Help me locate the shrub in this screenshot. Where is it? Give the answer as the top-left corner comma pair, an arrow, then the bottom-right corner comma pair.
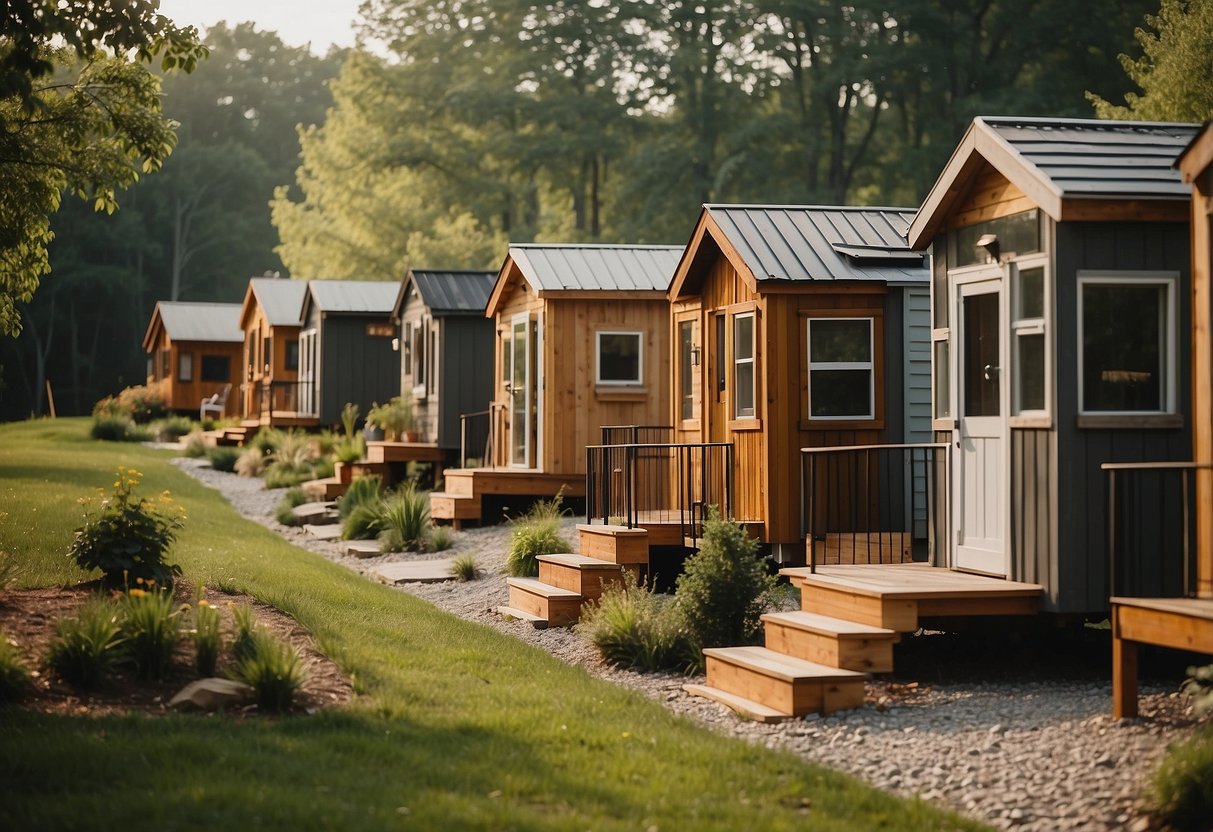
343,503 -> 385,541
338,475 -> 382,519
46,596 -> 125,688
182,431 -> 208,458
207,446 -> 241,472
674,509 -> 776,650
1150,728 -> 1213,831
235,629 -> 307,713
264,429 -> 317,488
91,415 -> 136,442
505,492 -> 571,577
334,435 -> 365,464
311,457 -> 335,480
235,447 -> 268,478
0,630 -> 31,703
230,603 -> 258,663
96,385 -> 167,424
427,525 -> 454,552
450,554 -> 480,582
377,486 -> 430,552
155,415 -> 194,442
340,402 -> 360,438
248,427 -> 286,455
192,597 -> 221,677
68,467 -> 184,588
273,488 -> 310,526
264,465 -> 315,489
92,395 -> 125,419
121,586 -> 182,680
578,573 -> 697,673
310,429 -> 339,458
367,395 -> 416,440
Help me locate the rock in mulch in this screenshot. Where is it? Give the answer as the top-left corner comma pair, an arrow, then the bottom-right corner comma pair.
292,502 -> 338,524
370,559 -> 459,585
343,540 -> 382,559
304,523 -> 342,540
169,678 -> 253,712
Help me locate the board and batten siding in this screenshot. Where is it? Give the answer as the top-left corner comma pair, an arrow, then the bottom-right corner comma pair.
903,286 -> 933,444
314,313 -> 400,426
437,316 -> 494,450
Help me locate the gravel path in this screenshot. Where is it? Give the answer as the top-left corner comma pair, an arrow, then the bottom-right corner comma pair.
173,457 -> 1207,832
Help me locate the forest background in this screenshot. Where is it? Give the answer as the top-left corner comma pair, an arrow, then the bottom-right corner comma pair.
0,0 -> 1192,419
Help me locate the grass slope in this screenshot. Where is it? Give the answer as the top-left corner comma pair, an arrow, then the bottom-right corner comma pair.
0,419 -> 985,831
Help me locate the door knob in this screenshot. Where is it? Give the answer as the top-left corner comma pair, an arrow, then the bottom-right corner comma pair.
983,364 -> 1000,381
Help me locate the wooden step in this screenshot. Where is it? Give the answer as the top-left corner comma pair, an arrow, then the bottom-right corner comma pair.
429,491 -> 481,521
504,578 -> 583,627
576,524 -> 649,565
702,646 -> 866,717
365,440 -> 445,464
350,461 -> 391,480
441,470 -> 478,497
496,605 -> 549,629
681,683 -> 791,723
302,476 -> 345,502
761,611 -> 897,673
537,554 -> 629,602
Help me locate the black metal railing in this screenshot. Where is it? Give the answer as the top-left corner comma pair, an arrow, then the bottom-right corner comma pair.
801,443 -> 949,572
252,380 -> 306,418
586,442 -> 733,549
460,409 -> 493,468
600,425 -> 674,446
1103,461 -> 1205,599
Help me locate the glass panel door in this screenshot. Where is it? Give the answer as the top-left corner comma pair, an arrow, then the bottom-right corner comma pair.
509,316 -> 532,467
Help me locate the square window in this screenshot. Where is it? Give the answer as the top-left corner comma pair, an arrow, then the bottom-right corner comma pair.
177,352 -> 193,383
200,355 -> 230,383
1080,279 -> 1172,413
597,331 -> 642,385
808,318 -> 873,420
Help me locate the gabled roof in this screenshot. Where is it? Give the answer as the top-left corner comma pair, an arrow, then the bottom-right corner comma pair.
142,301 -> 243,351
909,116 -> 1199,249
669,205 -> 926,299
241,277 -> 308,329
393,270 -> 496,318
301,279 -> 401,320
485,244 -> 682,318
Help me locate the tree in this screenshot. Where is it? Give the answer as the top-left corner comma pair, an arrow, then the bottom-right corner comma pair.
1090,0 -> 1213,122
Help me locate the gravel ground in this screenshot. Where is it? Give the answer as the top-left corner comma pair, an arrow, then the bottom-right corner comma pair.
173,456 -> 1208,832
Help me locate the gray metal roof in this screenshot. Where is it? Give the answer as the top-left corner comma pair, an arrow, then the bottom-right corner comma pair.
510,244 -> 683,293
408,270 -> 496,315
155,302 -> 243,343
705,205 -> 927,285
981,117 -> 1199,200
249,277 -> 307,326
305,279 -> 401,314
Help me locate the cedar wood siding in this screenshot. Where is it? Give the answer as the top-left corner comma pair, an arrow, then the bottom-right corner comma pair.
148,333 -> 240,415
306,306 -> 400,426
490,267 -> 544,468
241,304 -> 300,418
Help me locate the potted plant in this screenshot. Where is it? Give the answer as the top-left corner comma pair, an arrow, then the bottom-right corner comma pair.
363,402 -> 385,442
367,395 -> 416,442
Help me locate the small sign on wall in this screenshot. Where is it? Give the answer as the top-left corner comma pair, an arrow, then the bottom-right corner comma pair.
366,323 -> 395,338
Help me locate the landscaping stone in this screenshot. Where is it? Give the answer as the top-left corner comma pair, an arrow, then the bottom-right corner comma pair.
371,559 -> 459,584
304,523 -> 342,541
292,502 -> 338,524
169,678 -> 254,711
344,540 -> 382,559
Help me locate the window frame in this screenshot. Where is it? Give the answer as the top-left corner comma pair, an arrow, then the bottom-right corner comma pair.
177,351 -> 193,383
595,330 -> 644,386
284,340 -> 299,372
806,316 -> 875,421
732,311 -> 756,420
200,355 -> 231,383
1009,255 -> 1050,424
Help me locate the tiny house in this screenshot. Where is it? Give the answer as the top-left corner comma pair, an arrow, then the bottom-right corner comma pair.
238,276 -> 308,423
393,269 -> 496,455
664,205 -> 931,561
908,116 -> 1197,614
142,301 -> 243,417
298,280 -> 401,426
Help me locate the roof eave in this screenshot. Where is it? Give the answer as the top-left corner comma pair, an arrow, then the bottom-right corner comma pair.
1177,121 -> 1213,182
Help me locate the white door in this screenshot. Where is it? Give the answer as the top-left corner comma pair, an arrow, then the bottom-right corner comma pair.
508,315 -> 534,468
955,278 -> 1008,575
298,329 -> 317,417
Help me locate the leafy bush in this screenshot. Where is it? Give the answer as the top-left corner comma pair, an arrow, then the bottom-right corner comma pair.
311,457 -> 335,480
1150,728 -> 1213,831
91,415 -> 137,442
0,630 -> 31,703
338,475 -> 382,519
273,488 -> 310,526
377,486 -> 430,552
673,510 -> 776,650
93,385 -> 168,424
155,415 -> 194,442
235,447 -> 268,477
121,586 -> 182,679
450,554 -> 480,582
207,446 -> 241,472
505,492 -> 571,577
427,525 -> 454,552
47,596 -> 125,688
578,573 -> 697,672
234,629 -> 307,713
366,395 -> 416,440
248,427 -> 286,455
68,467 -> 185,588
182,431 -> 208,458
192,597 -> 221,677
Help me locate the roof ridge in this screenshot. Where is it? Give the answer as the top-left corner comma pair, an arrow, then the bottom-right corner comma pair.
705,203 -> 916,213
978,115 -> 1199,130
510,243 -> 682,250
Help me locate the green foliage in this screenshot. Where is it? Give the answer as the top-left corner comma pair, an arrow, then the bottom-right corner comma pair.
90,415 -> 137,442
234,628 -> 307,713
230,603 -> 258,664
450,554 -> 480,582
1149,728 -> 1213,831
192,597 -> 221,677
505,493 -> 571,577
46,595 -> 125,688
578,573 -> 698,673
674,510 -> 776,650
206,446 -> 240,473
1183,663 -> 1213,715
0,549 -> 17,594
1090,0 -> 1213,122
310,429 -> 340,458
235,446 -> 268,478
155,415 -> 194,441
366,395 -> 417,440
340,403 -> 360,439
274,488 -> 310,527
427,525 -> 454,552
338,475 -> 382,519
182,431 -> 208,458
249,427 -> 286,455
263,429 -> 319,488
377,486 -> 430,553
343,503 -> 385,542
94,385 -> 168,424
120,587 -> 182,679
334,435 -> 365,464
0,630 -> 31,703
67,467 -> 184,588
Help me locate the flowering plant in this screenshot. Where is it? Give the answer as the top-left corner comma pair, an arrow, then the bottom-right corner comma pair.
68,467 -> 185,588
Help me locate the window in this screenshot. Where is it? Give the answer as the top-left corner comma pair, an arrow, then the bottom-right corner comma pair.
715,314 -> 726,396
949,209 -> 1041,268
501,333 -> 511,384
807,318 -> 873,420
160,350 -> 171,379
733,313 -> 755,418
1012,264 -> 1047,415
596,331 -> 643,385
200,355 -> 231,383
414,320 -> 426,386
402,321 -> 413,376
177,352 -> 193,383
679,320 -> 694,420
1079,274 -> 1176,414
284,340 -> 299,371
262,336 -> 272,371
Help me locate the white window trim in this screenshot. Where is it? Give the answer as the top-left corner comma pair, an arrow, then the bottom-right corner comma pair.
1011,256 -> 1051,419
1076,270 -> 1178,416
733,312 -> 756,419
595,330 -> 644,386
806,317 -> 875,421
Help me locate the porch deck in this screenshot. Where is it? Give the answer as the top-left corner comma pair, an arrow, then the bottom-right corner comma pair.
430,468 -> 586,525
1112,596 -> 1213,719
582,510 -> 764,548
256,411 -> 320,428
365,440 -> 445,464
781,563 -> 1044,632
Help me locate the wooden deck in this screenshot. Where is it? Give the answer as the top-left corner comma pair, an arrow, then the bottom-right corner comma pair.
430,468 -> 586,525
582,511 -> 764,548
1112,596 -> 1213,719
365,440 -> 446,464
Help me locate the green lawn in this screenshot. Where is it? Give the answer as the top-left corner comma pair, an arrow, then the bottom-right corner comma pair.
0,418 -> 985,831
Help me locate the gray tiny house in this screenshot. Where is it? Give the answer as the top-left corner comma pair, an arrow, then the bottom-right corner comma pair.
298,280 -> 402,426
909,116 -> 1197,614
393,270 -> 496,452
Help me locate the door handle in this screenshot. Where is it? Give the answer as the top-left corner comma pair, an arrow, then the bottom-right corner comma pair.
983,364 -> 1000,381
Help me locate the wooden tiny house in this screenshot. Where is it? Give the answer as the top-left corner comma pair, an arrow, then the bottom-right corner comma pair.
142,302 -> 243,417
664,205 -> 932,561
238,276 -> 308,424
298,280 -> 402,426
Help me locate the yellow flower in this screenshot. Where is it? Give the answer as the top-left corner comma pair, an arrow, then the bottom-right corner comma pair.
128,588 -> 147,598
135,577 -> 144,585
198,599 -> 210,608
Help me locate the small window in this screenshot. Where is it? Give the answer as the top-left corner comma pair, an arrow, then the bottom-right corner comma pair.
501,334 -> 511,384
262,336 -> 272,371
807,318 -> 874,420
1079,275 -> 1175,414
1012,265 -> 1047,415
715,314 -> 727,396
284,340 -> 299,371
733,313 -> 755,418
178,352 -> 193,382
200,355 -> 231,383
402,322 -> 413,376
415,321 -> 426,386
679,320 -> 694,420
950,210 -> 1041,268
596,331 -> 643,385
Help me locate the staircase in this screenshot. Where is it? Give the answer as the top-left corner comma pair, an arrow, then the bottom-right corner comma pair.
203,419 -> 261,448
686,563 -> 1044,721
498,524 -> 648,628
430,469 -> 586,528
